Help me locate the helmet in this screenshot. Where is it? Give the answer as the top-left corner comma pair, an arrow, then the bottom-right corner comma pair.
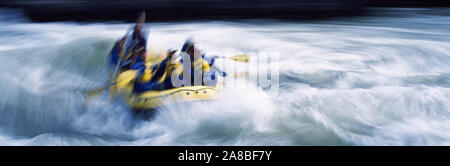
167,48 -> 178,56
181,38 -> 195,53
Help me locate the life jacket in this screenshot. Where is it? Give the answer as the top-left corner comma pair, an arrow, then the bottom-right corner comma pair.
109,42 -> 121,66
177,52 -> 213,86
119,34 -> 147,70
133,50 -> 216,93
133,51 -> 181,92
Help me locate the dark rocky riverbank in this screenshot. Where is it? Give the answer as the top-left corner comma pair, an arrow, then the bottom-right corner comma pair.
0,0 -> 449,22
0,0 -> 367,22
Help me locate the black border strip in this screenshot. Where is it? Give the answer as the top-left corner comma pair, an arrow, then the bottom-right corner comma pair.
1,146 -> 449,164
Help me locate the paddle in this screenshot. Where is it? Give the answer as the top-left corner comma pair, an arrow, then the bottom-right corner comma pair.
210,63 -> 249,78
209,54 -> 249,63
111,28 -> 134,80
86,12 -> 147,99
112,11 -> 146,79
206,54 -> 250,77
85,79 -> 121,99
85,27 -> 135,98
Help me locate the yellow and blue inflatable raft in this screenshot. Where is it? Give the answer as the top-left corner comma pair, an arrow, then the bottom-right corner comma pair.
107,51 -> 219,110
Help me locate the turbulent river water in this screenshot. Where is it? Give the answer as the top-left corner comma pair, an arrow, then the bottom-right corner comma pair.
0,8 -> 450,145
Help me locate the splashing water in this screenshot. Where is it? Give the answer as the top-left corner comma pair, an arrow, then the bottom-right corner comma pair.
0,8 -> 450,145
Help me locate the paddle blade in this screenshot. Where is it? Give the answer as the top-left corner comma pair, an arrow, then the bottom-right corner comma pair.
230,54 -> 249,63
233,72 -> 249,77
85,86 -> 107,99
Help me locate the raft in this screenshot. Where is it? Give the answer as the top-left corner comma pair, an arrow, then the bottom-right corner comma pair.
108,50 -> 219,110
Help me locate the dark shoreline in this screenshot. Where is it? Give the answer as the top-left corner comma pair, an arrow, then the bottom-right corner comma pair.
1,0 -> 450,22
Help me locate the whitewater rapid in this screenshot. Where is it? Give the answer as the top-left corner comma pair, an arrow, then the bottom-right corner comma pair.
0,8 -> 450,145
